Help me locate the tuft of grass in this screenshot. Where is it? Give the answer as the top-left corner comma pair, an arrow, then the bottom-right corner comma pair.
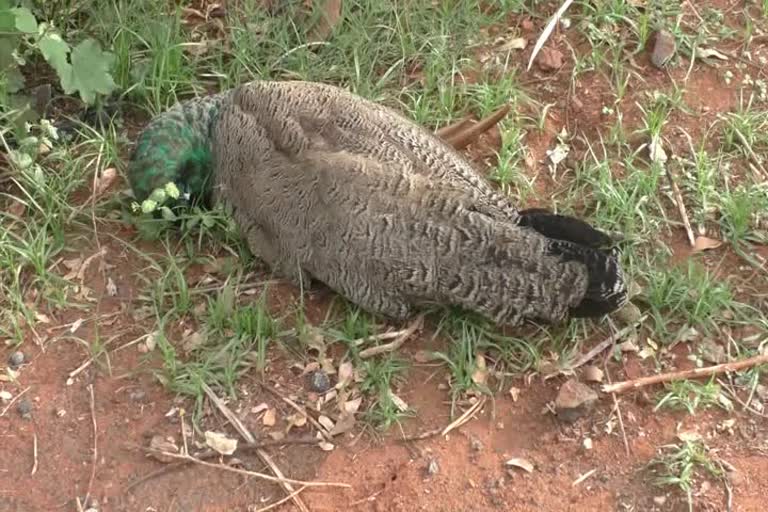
654,378 -> 731,415
649,438 -> 724,511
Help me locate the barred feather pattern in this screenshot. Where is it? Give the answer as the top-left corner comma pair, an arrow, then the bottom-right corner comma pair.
128,80 -> 628,326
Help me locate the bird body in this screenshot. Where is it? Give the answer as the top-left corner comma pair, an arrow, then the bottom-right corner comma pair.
128,80 -> 628,326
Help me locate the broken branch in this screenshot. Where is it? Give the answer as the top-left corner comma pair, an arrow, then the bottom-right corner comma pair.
602,353 -> 768,394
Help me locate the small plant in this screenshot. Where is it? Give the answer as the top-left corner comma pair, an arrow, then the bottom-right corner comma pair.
649,438 -> 724,511
655,378 -> 731,415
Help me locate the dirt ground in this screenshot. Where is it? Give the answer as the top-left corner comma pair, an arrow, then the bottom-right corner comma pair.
2,3 -> 768,512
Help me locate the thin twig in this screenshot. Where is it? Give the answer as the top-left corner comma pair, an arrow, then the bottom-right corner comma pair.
0,386 -> 31,418
84,384 -> 98,506
399,397 -> 486,442
732,127 -> 768,179
202,383 -> 312,512
602,353 -> 768,394
571,468 -> 596,486
252,486 -> 309,512
31,433 -> 38,476
359,315 -> 424,359
665,166 -> 695,247
126,437 -> 321,492
564,316 -> 647,374
135,449 -> 350,488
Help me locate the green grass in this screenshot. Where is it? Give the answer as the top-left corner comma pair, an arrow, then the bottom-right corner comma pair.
1,0 -> 767,444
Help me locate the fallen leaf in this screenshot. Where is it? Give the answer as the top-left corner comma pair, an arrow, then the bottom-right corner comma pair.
336,361 -> 354,389
105,277 -> 118,296
138,332 -> 158,353
318,414 -> 335,432
471,352 -> 488,386
329,412 -> 356,436
618,340 -> 639,353
93,167 -> 117,196
69,317 -> 84,334
648,137 -> 668,163
505,457 -> 534,473
693,236 -> 723,253
342,396 -> 362,415
547,143 -> 570,166
318,441 -> 335,451
696,47 -> 729,61
205,431 -> 238,455
498,37 -> 527,52
583,365 -> 604,383
508,387 -> 521,402
536,47 -> 564,71
389,391 -> 409,412
262,408 -> 277,426
251,402 -> 269,414
677,430 -> 702,443
286,413 -> 308,430
148,435 -> 179,463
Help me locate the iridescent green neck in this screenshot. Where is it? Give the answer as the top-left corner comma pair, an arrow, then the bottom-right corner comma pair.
127,93 -> 227,205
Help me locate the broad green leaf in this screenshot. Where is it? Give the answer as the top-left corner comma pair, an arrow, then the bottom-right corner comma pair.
38,32 -> 71,78
60,38 -> 117,105
11,7 -> 36,33
0,3 -> 15,32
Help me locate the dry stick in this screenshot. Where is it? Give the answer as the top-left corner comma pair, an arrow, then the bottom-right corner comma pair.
31,433 -> 38,476
202,384 -> 312,512
0,386 -> 31,418
435,116 -> 473,139
445,105 -> 511,150
137,449 -> 349,488
252,485 -> 309,512
359,315 -> 424,359
84,384 -> 98,506
602,353 -> 768,394
399,397 -> 486,442
665,166 -> 696,248
126,437 -> 321,492
563,316 -> 648,374
732,128 -> 768,179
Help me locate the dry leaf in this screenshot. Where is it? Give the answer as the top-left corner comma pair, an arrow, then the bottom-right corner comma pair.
583,365 -> 604,383
329,412 -> 356,436
251,403 -> 269,414
471,352 -> 488,386
286,413 -> 308,430
262,408 -> 277,426
389,391 -> 409,412
618,340 -> 639,353
318,441 -> 335,451
696,47 -> 729,61
205,431 -> 238,455
318,414 -> 335,431
105,277 -> 118,296
498,37 -> 527,52
693,236 -> 723,253
336,361 -> 354,389
508,387 -> 520,402
505,457 -> 534,473
93,167 -> 118,196
342,396 -> 362,415
69,317 -> 84,334
148,435 -> 179,463
138,332 -> 158,353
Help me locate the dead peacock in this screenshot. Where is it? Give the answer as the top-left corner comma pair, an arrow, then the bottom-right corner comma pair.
127,80 -> 628,326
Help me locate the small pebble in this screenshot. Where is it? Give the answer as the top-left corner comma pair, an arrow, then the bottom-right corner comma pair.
129,389 -> 147,402
8,351 -> 24,368
17,398 -> 33,418
306,369 -> 331,393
